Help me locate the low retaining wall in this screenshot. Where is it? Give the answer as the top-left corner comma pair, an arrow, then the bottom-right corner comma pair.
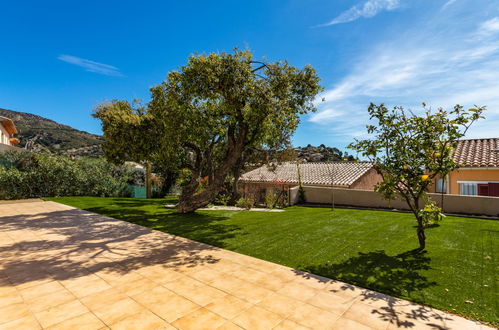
292,186 -> 499,217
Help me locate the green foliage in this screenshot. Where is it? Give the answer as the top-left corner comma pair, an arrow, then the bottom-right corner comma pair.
264,191 -> 278,209
349,103 -> 485,248
93,49 -> 322,212
296,144 -> 355,162
419,201 -> 445,228
235,197 -> 254,210
0,151 -> 141,199
298,185 -> 306,204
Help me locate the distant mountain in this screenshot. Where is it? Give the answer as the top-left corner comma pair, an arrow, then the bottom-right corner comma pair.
0,108 -> 103,156
295,144 -> 356,162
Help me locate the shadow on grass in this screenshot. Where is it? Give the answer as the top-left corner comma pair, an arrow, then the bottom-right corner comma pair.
83,204 -> 243,248
294,249 -> 449,328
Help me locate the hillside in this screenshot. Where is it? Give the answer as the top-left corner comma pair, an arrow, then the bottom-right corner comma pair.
0,108 -> 103,156
295,144 -> 356,162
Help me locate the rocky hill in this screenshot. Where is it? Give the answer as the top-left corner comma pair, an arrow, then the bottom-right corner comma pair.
0,108 -> 103,156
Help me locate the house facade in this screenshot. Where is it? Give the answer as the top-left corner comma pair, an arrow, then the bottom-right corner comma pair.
0,116 -> 19,151
430,138 -> 499,197
239,161 -> 381,203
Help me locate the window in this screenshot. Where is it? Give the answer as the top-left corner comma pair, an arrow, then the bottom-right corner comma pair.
459,183 -> 477,196
436,179 -> 446,193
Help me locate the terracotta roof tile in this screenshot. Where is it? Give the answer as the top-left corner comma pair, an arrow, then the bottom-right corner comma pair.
240,162 -> 374,187
453,138 -> 499,167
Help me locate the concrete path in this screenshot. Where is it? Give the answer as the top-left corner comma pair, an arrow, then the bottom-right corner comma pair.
0,201 -> 492,329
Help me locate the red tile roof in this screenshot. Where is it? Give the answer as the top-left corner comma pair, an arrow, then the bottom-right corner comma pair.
240,162 -> 374,187
453,138 -> 499,168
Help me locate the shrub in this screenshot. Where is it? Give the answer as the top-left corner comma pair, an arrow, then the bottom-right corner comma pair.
0,151 -> 142,199
298,185 -> 306,204
265,191 -> 278,209
419,201 -> 445,228
236,197 -> 254,210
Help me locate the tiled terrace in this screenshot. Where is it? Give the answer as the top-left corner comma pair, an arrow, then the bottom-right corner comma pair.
0,201 -> 492,329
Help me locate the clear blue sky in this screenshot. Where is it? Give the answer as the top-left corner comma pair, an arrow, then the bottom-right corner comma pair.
1,0 -> 498,151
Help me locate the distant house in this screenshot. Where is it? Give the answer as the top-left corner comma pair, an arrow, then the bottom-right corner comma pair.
430,138 -> 499,197
0,116 -> 20,151
239,161 -> 381,202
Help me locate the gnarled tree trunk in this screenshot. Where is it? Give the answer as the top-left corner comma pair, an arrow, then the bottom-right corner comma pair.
177,125 -> 247,213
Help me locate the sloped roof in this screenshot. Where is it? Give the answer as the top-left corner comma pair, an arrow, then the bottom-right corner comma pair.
453,138 -> 499,168
0,116 -> 17,135
240,162 -> 374,187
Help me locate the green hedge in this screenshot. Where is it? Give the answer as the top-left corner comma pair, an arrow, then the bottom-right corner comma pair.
0,151 -> 144,199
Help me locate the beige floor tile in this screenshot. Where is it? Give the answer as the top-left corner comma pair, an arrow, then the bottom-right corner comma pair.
115,277 -> 157,296
189,268 -> 224,285
163,276 -> 205,295
133,286 -> 200,323
92,297 -> 145,326
172,308 -> 227,330
205,295 -> 252,320
59,273 -> 99,289
0,302 -> 31,325
94,268 -> 144,286
253,273 -> 289,291
19,281 -> 66,301
177,284 -> 227,307
46,312 -> 106,330
293,274 -> 332,290
287,303 -> 341,329
209,276 -> 248,294
34,300 -> 89,328
13,277 -> 54,291
231,281 -> 274,304
256,292 -> 304,317
110,310 -> 169,330
273,319 -> 311,330
137,267 -> 184,284
64,277 -> 112,298
216,321 -> 244,330
0,290 -> 23,308
232,305 -> 284,329
342,302 -> 391,330
276,282 -> 320,301
0,315 -> 41,330
326,281 -> 365,300
331,317 -> 373,329
80,288 -> 129,311
0,285 -> 17,297
306,291 -> 356,315
26,289 -> 77,313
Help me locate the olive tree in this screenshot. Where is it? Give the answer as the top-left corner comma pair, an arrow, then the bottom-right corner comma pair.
349,103 -> 485,249
94,49 -> 321,213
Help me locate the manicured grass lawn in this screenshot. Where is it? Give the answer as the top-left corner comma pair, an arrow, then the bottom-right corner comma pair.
46,196 -> 498,325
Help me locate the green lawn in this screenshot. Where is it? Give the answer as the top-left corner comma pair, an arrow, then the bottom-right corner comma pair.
46,196 -> 498,325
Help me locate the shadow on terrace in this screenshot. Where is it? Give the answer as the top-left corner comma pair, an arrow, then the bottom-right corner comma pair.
0,206 -> 237,287
293,249 -> 454,329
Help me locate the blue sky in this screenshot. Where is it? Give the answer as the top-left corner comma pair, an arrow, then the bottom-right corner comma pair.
1,0 -> 498,151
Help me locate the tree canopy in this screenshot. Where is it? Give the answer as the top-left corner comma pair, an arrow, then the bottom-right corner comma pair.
349,103 -> 485,249
94,49 -> 322,212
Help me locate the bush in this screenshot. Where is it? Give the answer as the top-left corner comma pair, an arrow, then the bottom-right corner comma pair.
0,151 -> 143,199
265,191 -> 278,209
419,201 -> 445,228
236,197 -> 254,210
298,185 -> 306,204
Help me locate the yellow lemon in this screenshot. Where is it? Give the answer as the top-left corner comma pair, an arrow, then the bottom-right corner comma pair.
421,174 -> 429,181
